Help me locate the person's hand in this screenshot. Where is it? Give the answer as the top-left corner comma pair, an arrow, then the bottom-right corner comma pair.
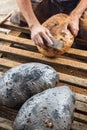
30,24 -> 53,48
61,13 -> 80,37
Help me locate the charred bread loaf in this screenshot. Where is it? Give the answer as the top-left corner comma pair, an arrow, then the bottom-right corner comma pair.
0,63 -> 58,108
13,86 -> 75,130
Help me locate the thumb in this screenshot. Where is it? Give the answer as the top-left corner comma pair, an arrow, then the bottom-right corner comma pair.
61,22 -> 68,36
69,23 -> 79,37
61,16 -> 72,36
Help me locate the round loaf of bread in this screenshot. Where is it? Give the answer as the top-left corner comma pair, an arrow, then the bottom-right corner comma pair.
37,13 -> 74,57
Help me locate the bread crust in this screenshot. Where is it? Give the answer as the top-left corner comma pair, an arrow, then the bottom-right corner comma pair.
37,13 -> 74,57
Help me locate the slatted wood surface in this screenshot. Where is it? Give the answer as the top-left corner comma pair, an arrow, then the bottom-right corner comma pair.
0,16 -> 87,130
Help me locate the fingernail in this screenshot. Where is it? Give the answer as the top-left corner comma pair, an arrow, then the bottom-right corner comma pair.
49,37 -> 54,45
61,29 -> 64,33
50,41 -> 53,45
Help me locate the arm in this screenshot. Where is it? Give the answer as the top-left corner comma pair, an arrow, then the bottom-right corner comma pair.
62,0 -> 87,36
70,0 -> 87,19
16,0 -> 53,47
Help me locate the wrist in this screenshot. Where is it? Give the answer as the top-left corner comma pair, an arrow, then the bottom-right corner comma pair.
70,1 -> 87,19
28,21 -> 40,30
70,10 -> 81,19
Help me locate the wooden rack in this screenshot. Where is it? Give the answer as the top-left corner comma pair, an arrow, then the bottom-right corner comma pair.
0,14 -> 87,130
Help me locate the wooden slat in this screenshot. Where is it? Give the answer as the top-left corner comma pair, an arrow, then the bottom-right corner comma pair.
0,45 -> 87,71
0,117 -> 13,130
0,12 -> 13,25
0,33 -> 34,47
0,30 -> 21,59
75,101 -> 87,113
0,31 -> 21,47
1,20 -> 29,33
0,33 -> 87,60
66,48 -> 87,59
76,93 -> 87,103
0,58 -> 20,68
0,105 -> 17,121
71,121 -> 87,130
64,84 -> 87,95
59,72 -> 87,89
74,112 -> 87,124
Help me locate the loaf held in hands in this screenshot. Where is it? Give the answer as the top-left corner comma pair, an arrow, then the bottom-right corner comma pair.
37,13 -> 74,57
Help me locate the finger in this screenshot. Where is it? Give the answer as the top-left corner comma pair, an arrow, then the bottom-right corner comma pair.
72,29 -> 78,37
69,24 -> 78,37
33,34 -> 45,48
31,34 -> 39,46
41,32 -> 53,46
45,29 -> 53,38
61,16 -> 71,35
32,37 -> 38,46
36,35 -> 45,48
61,22 -> 68,35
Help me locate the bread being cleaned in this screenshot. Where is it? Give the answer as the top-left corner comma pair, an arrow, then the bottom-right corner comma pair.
37,13 -> 74,57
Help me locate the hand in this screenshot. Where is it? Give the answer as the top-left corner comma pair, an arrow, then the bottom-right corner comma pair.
30,24 -> 53,48
61,13 -> 80,37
